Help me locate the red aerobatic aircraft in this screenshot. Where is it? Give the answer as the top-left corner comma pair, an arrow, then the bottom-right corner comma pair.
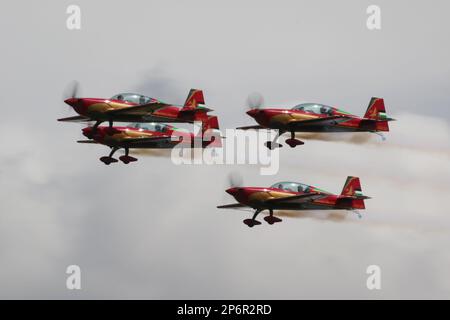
238,96 -> 395,149
59,82 -> 216,131
218,176 -> 370,227
78,118 -> 221,165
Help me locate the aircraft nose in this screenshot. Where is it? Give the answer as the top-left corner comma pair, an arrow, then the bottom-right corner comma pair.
246,109 -> 259,117
82,127 -> 93,138
64,97 -> 77,107
247,109 -> 264,118
226,187 -> 239,196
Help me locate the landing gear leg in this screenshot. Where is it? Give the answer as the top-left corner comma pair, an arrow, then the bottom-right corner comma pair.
93,120 -> 102,130
264,208 -> 283,225
87,120 -> 103,138
265,130 -> 283,150
285,131 -> 304,148
243,209 -> 263,227
119,148 -> 138,164
106,120 -> 114,134
100,147 -> 119,165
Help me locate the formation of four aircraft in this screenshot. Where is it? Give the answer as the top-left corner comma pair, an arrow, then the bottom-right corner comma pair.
58,82 -> 394,227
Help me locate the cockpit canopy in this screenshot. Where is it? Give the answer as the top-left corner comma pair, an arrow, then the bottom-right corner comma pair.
127,122 -> 172,133
111,93 -> 156,105
292,103 -> 334,116
271,181 -> 312,193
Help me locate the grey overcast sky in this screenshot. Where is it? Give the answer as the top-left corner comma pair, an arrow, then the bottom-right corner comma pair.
0,0 -> 449,299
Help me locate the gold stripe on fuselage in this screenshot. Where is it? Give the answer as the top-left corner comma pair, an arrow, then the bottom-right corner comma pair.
270,112 -> 317,126
247,190 -> 297,203
87,102 -> 134,117
104,129 -> 155,143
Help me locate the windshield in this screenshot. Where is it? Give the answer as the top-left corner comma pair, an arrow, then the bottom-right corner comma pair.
111,93 -> 155,105
127,122 -> 172,133
292,103 -> 334,115
270,181 -> 312,193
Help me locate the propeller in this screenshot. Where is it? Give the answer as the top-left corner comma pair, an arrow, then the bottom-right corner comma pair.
221,171 -> 244,202
62,80 -> 80,100
228,171 -> 243,188
62,80 -> 81,115
246,92 -> 265,110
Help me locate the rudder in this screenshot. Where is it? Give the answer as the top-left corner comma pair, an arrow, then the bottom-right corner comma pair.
341,176 -> 362,197
364,97 -> 386,120
339,176 -> 369,210
363,97 -> 391,131
184,89 -> 205,108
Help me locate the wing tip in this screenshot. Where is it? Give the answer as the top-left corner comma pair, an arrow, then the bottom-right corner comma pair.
57,115 -> 90,122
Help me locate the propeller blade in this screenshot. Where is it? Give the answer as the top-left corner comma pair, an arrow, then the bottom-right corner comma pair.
228,171 -> 243,188
246,92 -> 265,110
63,80 -> 80,100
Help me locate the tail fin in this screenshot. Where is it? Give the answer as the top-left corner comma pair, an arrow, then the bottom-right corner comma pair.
341,176 -> 362,197
339,176 -> 370,209
364,98 -> 386,120
203,115 -> 220,131
184,89 -> 205,108
192,113 -> 220,132
201,115 -> 222,148
363,97 -> 392,131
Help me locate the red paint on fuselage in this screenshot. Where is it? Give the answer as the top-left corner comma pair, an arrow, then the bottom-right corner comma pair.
83,126 -> 220,149
65,97 -> 209,123
65,98 -> 124,116
247,107 -> 381,131
226,186 -> 360,209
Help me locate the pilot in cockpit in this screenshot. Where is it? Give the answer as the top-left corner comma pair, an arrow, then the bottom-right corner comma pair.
320,106 -> 333,115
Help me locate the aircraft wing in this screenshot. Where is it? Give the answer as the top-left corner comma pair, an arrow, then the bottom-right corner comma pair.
236,125 -> 266,130
264,193 -> 326,205
120,135 -> 175,145
288,115 -> 352,128
77,140 -> 99,144
105,102 -> 169,116
58,115 -> 91,122
217,203 -> 248,209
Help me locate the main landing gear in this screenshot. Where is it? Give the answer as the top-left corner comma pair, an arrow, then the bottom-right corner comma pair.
92,120 -> 113,129
243,209 -> 282,228
264,131 -> 283,150
264,131 -> 304,150
100,147 -> 138,165
264,209 -> 283,225
285,131 -> 304,148
89,120 -> 114,136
